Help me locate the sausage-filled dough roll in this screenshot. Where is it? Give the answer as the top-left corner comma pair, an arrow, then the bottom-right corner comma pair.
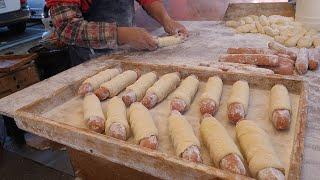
83,93 -> 106,133
270,84 -> 291,130
236,120 -> 285,179
95,70 -> 138,100
199,76 -> 223,116
105,96 -> 130,140
128,102 -> 159,149
78,68 -> 122,96
200,115 -> 247,175
168,110 -> 201,163
156,35 -> 184,47
142,72 -> 180,109
122,72 -> 157,106
170,75 -> 199,113
227,80 -> 250,123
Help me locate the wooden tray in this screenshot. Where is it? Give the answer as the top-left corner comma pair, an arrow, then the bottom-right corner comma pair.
14,60 -> 308,179
0,53 -> 38,73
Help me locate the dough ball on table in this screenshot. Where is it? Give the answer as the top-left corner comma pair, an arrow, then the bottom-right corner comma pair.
122,71 -> 157,106
255,21 -> 265,34
236,120 -> 285,179
128,102 -> 158,149
168,110 -> 202,163
274,35 -> 289,45
78,68 -> 122,97
285,30 -> 306,47
242,16 -> 254,24
170,75 -> 199,113
313,36 -> 320,48
83,93 -> 106,133
297,35 -> 313,48
199,76 -> 223,116
95,70 -> 138,101
227,80 -> 250,124
142,72 -> 180,109
263,26 -> 280,37
200,115 -> 247,175
269,84 -> 291,130
105,96 -> 130,141
259,15 -> 270,26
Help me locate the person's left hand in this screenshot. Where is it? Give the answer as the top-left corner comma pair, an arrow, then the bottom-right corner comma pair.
163,18 -> 188,36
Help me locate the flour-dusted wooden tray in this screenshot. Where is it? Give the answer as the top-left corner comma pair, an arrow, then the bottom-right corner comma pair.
14,60 -> 307,179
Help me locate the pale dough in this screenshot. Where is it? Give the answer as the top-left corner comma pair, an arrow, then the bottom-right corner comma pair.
128,102 -> 158,144
241,16 -> 254,24
83,93 -> 105,121
170,75 -> 199,107
199,76 -> 223,106
105,96 -> 130,137
285,31 -> 305,47
156,36 -> 184,47
297,35 -> 313,48
146,72 -> 180,102
83,68 -> 121,90
263,26 -> 280,37
255,21 -> 265,34
200,116 -> 243,167
274,35 -> 289,45
269,84 -> 291,116
168,111 -> 200,156
236,120 -> 285,177
125,72 -> 157,101
100,70 -> 138,97
226,20 -> 241,28
259,15 -> 270,26
236,24 -> 253,33
313,36 -> 320,47
227,80 -> 250,113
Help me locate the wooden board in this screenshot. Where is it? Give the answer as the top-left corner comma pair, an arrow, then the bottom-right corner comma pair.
14,60 -> 307,179
224,2 -> 295,21
0,54 -> 38,73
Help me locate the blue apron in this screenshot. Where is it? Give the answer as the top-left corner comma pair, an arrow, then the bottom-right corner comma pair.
69,0 -> 134,66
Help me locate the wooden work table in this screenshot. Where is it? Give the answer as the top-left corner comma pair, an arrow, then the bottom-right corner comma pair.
0,21 -> 319,179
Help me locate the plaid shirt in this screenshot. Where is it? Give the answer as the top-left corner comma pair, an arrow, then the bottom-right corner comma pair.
47,0 -> 158,49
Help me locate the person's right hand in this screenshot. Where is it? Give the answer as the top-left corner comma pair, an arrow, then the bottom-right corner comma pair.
117,27 -> 157,51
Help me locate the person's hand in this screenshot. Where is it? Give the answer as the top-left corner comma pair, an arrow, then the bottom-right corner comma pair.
117,27 -> 157,51
163,18 -> 188,36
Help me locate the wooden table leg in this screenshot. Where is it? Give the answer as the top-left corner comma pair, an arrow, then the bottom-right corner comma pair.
67,147 -> 158,180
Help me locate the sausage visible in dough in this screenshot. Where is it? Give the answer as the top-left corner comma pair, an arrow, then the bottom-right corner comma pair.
83,93 -> 105,133
236,120 -> 285,178
199,76 -> 223,115
142,72 -> 180,109
168,110 -> 201,162
170,75 -> 199,112
95,70 -> 138,100
122,72 -> 157,106
105,96 -> 129,140
200,116 -> 246,175
128,102 -> 158,148
227,80 -> 250,123
78,68 -> 121,96
270,84 -> 291,130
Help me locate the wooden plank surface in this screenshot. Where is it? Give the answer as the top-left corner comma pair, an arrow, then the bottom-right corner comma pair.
0,21 -> 318,179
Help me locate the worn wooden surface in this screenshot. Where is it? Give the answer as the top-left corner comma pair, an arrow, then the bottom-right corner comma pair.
0,21 -> 318,179
0,53 -> 38,73
14,61 -> 306,179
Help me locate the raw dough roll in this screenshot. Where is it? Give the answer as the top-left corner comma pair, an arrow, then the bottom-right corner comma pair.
200,116 -> 243,167
125,72 -> 157,101
100,70 -> 138,97
200,76 -> 223,106
236,120 -> 285,178
128,102 -> 158,144
269,84 -> 291,130
105,96 -> 130,138
78,68 -> 121,96
146,72 -> 180,102
170,75 -> 199,108
199,76 -> 223,115
83,93 -> 105,133
168,111 -> 200,157
156,35 -> 184,47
